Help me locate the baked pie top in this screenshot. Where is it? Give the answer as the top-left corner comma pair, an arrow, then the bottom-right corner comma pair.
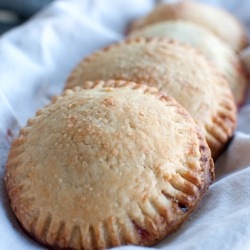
5,81 -> 214,249
129,20 -> 248,106
66,38 -> 237,159
129,0 -> 248,52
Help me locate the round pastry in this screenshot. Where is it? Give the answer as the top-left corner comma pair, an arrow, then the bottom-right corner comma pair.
5,81 -> 214,250
129,20 -> 248,106
129,0 -> 249,52
66,38 -> 237,159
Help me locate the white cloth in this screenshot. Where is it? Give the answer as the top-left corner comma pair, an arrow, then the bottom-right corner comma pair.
0,0 -> 250,249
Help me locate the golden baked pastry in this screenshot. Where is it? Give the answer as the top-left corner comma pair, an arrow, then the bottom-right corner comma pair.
129,20 -> 248,106
5,81 -> 214,250
129,0 -> 249,52
66,38 -> 237,159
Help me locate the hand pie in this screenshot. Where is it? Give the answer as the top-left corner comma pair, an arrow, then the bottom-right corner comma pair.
129,20 -> 248,106
66,38 -> 237,159
5,81 -> 214,249
129,0 -> 248,52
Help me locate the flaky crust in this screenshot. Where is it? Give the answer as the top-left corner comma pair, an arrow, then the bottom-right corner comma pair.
129,20 -> 249,106
65,38 -> 237,159
5,81 -> 214,250
128,0 -> 249,52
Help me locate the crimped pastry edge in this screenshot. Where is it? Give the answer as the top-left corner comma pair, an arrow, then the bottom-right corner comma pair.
5,81 -> 214,249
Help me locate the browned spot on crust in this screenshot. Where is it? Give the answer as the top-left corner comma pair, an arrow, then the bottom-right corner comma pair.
102,97 -> 116,107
